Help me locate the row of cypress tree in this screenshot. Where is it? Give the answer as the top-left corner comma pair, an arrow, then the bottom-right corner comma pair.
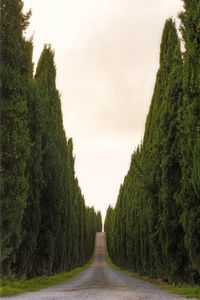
0,0 -> 102,279
105,0 -> 200,285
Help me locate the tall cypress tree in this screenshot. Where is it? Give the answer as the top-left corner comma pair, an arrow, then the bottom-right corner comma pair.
15,79 -> 43,278
33,45 -> 65,276
158,24 -> 187,283
142,19 -> 182,279
178,0 -> 200,278
0,0 -> 31,275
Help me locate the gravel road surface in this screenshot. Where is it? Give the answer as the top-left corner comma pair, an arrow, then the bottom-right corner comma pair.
3,232 -> 196,300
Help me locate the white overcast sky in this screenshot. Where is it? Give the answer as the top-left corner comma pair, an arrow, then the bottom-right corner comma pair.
23,0 -> 183,222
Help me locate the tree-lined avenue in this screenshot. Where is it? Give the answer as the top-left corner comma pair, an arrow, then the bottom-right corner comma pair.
3,233 -> 192,300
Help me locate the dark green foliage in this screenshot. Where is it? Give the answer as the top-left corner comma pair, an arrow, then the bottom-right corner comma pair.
32,45 -> 65,276
0,0 -> 31,275
105,11 -> 200,285
1,0 -> 98,279
104,206 -> 115,257
96,211 -> 102,232
85,207 -> 97,259
14,79 -> 43,278
178,0 -> 200,277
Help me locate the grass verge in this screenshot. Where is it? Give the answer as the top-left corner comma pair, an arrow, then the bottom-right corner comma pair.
0,257 -> 93,297
106,252 -> 200,299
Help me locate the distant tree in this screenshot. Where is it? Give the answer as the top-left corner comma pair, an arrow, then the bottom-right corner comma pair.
104,206 -> 115,260
96,211 -> 102,232
85,207 -> 97,260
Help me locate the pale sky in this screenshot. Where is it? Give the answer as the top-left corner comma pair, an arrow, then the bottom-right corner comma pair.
23,0 -> 183,223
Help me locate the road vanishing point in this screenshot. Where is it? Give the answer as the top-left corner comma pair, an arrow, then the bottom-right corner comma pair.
4,233 -> 195,300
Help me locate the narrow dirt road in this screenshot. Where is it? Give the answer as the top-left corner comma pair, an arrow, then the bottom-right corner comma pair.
3,233 -> 195,300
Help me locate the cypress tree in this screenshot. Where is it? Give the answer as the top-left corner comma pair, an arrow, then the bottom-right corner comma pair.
0,0 -> 31,275
114,182 -> 128,268
64,138 -> 76,270
33,45 -> 65,276
75,181 -> 87,266
85,207 -> 97,260
124,154 -> 139,272
158,24 -> 187,283
15,79 -> 43,278
104,205 -> 115,259
178,0 -> 200,278
96,211 -> 102,232
141,19 -> 183,279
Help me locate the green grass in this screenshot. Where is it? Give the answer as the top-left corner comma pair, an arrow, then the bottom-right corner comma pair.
106,252 -> 200,299
160,284 -> 200,299
0,257 -> 93,297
